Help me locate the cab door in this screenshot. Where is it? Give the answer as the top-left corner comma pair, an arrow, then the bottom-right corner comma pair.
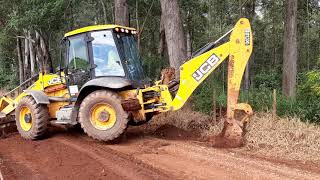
66,34 -> 92,94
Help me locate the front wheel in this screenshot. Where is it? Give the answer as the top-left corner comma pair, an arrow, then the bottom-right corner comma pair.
15,96 -> 49,140
79,90 -> 128,141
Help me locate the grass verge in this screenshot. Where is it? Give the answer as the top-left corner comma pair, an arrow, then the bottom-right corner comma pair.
151,109 -> 320,162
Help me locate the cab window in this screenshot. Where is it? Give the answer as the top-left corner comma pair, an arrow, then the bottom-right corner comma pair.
68,36 -> 90,71
91,30 -> 125,77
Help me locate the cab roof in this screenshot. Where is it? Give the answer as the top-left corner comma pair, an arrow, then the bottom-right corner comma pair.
64,24 -> 136,37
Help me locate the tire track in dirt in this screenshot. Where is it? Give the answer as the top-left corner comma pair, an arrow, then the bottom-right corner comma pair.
58,132 -> 320,180
0,134 -> 126,180
1,128 -> 320,180
54,136 -> 171,180
54,134 -> 236,179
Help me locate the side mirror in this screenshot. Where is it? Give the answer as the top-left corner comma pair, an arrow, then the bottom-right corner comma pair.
88,64 -> 97,71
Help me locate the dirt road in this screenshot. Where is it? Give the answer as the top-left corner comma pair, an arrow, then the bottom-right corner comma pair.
0,125 -> 319,180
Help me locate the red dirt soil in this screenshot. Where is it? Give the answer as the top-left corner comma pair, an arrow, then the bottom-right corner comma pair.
1,125 -> 320,180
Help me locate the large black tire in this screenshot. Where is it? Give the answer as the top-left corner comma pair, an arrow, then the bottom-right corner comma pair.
15,96 -> 49,140
79,90 -> 128,141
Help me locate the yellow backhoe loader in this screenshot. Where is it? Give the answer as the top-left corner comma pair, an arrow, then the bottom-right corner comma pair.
0,18 -> 253,145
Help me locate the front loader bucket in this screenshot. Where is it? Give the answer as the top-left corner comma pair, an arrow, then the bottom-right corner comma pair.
0,96 -> 16,137
0,96 -> 16,117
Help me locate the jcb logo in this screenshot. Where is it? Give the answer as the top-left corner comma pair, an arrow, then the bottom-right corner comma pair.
245,29 -> 250,46
48,77 -> 62,85
192,54 -> 220,82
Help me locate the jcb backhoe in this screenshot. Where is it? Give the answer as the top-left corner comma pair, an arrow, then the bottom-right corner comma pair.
0,18 -> 253,145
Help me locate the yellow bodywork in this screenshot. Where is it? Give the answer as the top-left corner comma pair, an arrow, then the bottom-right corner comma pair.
170,42 -> 230,110
0,73 -> 67,118
0,96 -> 15,115
46,87 -> 70,118
171,18 -> 252,111
64,24 -> 136,37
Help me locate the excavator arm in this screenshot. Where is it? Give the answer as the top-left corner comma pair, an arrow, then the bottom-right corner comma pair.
171,18 -> 253,112
168,18 -> 253,145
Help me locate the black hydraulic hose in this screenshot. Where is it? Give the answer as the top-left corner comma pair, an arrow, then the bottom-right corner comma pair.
191,28 -> 234,58
192,42 -> 216,58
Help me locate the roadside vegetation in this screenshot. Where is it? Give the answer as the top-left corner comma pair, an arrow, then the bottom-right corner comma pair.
152,109 -> 320,162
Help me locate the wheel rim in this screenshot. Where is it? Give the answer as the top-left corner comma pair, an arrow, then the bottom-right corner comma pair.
90,103 -> 117,130
19,106 -> 32,131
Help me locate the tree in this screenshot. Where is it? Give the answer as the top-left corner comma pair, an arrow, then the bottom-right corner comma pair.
16,38 -> 24,84
181,0 -> 208,58
114,0 -> 129,26
158,13 -> 166,57
160,0 -> 186,78
282,0 -> 298,97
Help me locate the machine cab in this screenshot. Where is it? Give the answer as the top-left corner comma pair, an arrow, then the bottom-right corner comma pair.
62,25 -> 145,90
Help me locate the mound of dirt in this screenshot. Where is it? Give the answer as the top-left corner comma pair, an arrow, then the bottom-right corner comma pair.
152,124 -> 200,140
203,135 -> 244,148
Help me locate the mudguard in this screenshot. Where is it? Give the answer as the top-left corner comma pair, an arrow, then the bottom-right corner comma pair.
24,90 -> 50,104
80,77 -> 132,91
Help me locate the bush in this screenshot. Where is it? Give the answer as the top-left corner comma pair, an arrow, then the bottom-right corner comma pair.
296,70 -> 320,122
255,70 -> 281,90
0,72 -> 19,91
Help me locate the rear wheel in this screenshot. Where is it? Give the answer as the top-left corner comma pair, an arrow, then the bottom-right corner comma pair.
15,96 -> 49,140
79,90 -> 128,141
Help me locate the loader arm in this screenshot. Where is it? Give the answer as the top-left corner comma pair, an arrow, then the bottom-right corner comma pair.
170,18 -> 253,121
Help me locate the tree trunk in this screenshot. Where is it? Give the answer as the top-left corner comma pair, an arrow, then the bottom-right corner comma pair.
160,0 -> 187,78
100,0 -> 107,24
28,30 -> 36,76
186,31 -> 192,58
135,0 -> 140,50
46,32 -> 53,72
16,38 -> 24,84
158,13 -> 166,57
244,64 -> 250,91
282,0 -> 298,97
114,0 -> 129,26
35,31 -> 44,73
23,30 -> 30,81
35,30 -> 52,73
